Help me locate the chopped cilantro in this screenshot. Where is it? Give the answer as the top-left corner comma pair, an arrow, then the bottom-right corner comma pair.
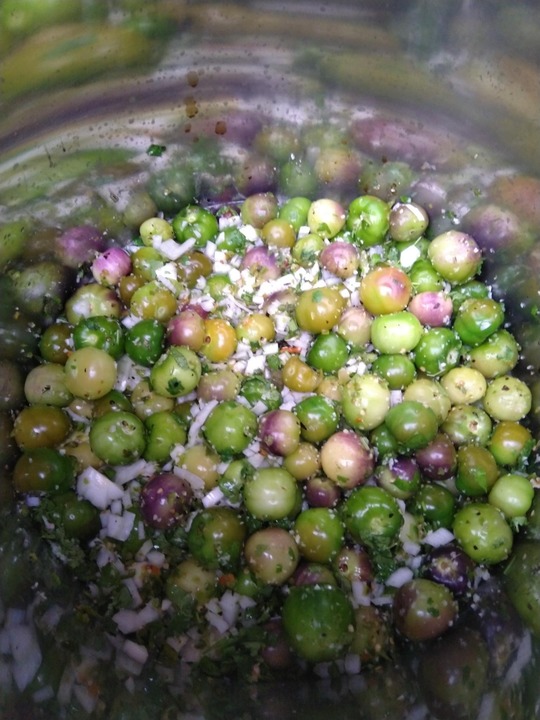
147,144 -> 167,157
266,353 -> 282,370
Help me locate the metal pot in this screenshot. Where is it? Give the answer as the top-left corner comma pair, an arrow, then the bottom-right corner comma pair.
1,2 -> 539,718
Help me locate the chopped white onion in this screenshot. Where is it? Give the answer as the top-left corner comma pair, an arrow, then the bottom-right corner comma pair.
251,400 -> 269,415
122,639 -> 149,666
174,466 -> 205,493
386,567 -> 414,588
145,550 -> 166,568
123,578 -> 143,606
248,453 -> 268,468
155,262 -> 179,293
171,236 -> 197,257
77,467 -> 124,510
180,639 -> 202,663
124,676 -> 136,694
218,214 -> 241,230
476,692 -> 497,720
403,540 -> 422,556
371,591 -> 393,606
73,683 -> 99,714
120,314 -> 139,329
390,390 -> 404,406
95,546 -> 113,569
238,594 -> 257,610
344,653 -> 361,675
25,495 -> 42,508
57,663 -> 76,705
400,243 -> 423,268
114,459 -> 154,485
115,355 -> 146,392
32,685 -> 55,703
205,609 -> 229,635
9,624 -> 42,691
4,607 -> 26,629
39,604 -> 64,632
503,632 -> 532,686
187,400 -> 218,444
262,342 -> 279,355
351,580 -> 370,606
202,487 -> 226,508
423,527 -> 455,547
239,224 -> 259,242
220,591 -> 240,627
135,539 -> 154,560
105,511 -> 136,542
112,604 -> 160,634
245,354 -> 266,375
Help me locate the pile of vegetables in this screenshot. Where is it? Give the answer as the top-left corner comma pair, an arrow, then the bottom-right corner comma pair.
2,180 -> 538,710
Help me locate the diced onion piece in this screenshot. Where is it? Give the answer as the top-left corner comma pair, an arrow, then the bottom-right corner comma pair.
390,390 -> 403,406
344,653 -> 361,675
121,314 -> 139,329
105,511 -> 136,542
403,541 -> 421,556
371,593 -> 393,606
135,539 -> 154,561
155,262 -> 179,292
251,400 -> 268,416
73,684 -> 99,714
9,624 -> 42,691
114,459 -> 154,485
202,487 -> 226,508
122,639 -> 149,666
400,243 -> 423,268
32,684 -> 55,703
424,527 -> 455,547
351,580 -> 370,606
181,639 -> 202,663
145,550 -> 166,567
262,342 -> 279,355
504,632 -> 532,686
245,355 -> 266,375
25,496 -> 41,508
239,224 -> 258,242
77,467 -> 124,510
39,604 -> 64,632
386,567 -> 414,588
169,238 -> 197,260
112,604 -> 160,634
205,609 -> 229,635
238,594 -> 256,610
220,591 -> 240,627
110,500 -> 122,515
188,400 -> 218,445
477,693 -> 497,720
5,608 -> 25,628
115,355 -> 146,392
57,664 -> 76,705
174,467 -> 205,493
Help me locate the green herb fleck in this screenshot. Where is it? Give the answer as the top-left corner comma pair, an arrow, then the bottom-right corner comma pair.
147,144 -> 167,157
266,354 -> 282,371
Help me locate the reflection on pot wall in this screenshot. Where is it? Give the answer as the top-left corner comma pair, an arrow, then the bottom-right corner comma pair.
1,2 -> 540,720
